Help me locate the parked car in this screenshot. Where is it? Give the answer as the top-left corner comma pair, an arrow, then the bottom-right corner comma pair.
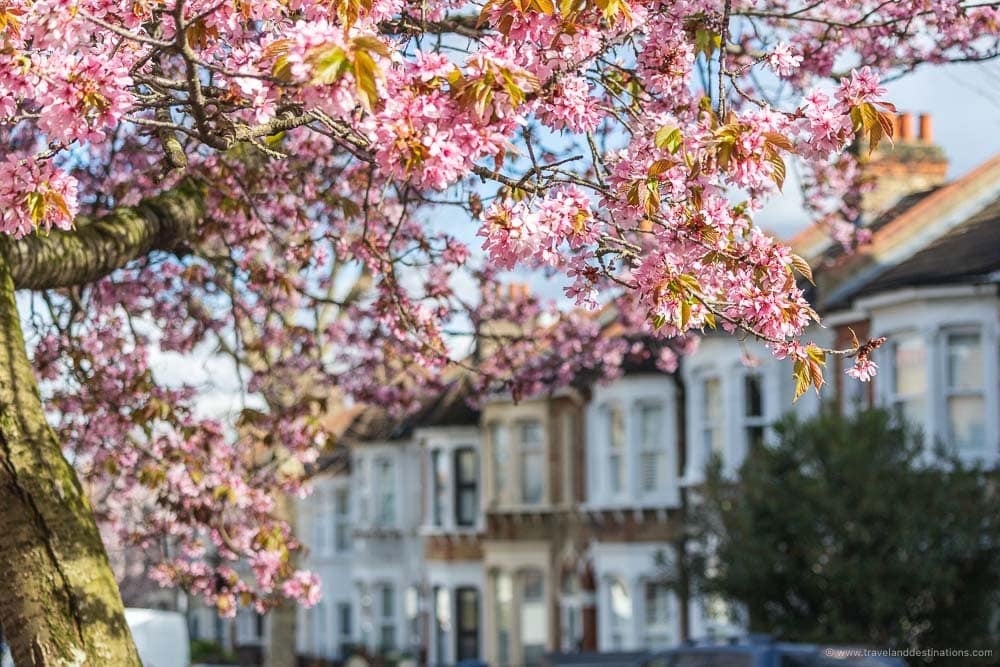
639,636 -> 907,667
545,651 -> 648,667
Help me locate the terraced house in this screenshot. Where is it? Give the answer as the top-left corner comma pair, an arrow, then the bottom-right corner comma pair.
288,124 -> 1000,666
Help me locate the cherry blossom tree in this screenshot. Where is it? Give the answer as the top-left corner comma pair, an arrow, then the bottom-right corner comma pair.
0,0 -> 997,663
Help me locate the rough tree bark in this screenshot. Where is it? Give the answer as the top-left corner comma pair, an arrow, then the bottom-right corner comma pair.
0,183 -> 203,666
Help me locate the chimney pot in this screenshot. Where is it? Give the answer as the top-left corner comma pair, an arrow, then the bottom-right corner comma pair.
899,112 -> 915,142
919,113 -> 933,144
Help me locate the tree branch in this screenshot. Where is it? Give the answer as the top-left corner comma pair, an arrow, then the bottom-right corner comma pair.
3,181 -> 204,291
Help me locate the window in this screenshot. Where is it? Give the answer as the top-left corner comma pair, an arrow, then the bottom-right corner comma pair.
374,457 -> 395,528
608,577 -> 631,650
338,602 -> 352,653
433,587 -> 451,665
312,491 -> 327,554
358,458 -> 370,523
643,582 -> 672,648
313,603 -> 326,656
490,423 -> 509,502
431,449 -> 448,527
377,584 -> 396,652
455,448 -> 478,527
701,378 -> 723,459
743,374 -> 767,450
562,412 -> 576,504
560,570 -> 582,652
889,333 -> 927,428
494,572 -> 513,666
521,571 -> 547,667
406,585 -> 422,648
607,404 -> 626,494
334,487 -> 351,552
519,421 -> 544,504
455,587 -> 480,661
638,403 -> 665,493
945,331 -> 985,453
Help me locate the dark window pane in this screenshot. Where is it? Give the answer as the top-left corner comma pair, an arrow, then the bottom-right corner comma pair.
744,375 -> 763,418
455,587 -> 479,660
454,448 -> 479,526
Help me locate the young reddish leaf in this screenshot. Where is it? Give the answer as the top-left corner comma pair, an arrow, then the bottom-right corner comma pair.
790,253 -> 814,285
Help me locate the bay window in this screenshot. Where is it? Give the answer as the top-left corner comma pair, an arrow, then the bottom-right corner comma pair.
945,330 -> 986,453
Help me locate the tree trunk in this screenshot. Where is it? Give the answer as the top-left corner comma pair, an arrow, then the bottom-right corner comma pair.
0,258 -> 141,666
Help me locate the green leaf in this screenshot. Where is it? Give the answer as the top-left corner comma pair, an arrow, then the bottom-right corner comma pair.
25,191 -> 45,225
308,45 -> 349,85
654,126 -> 683,153
679,299 -> 691,329
353,49 -> 380,112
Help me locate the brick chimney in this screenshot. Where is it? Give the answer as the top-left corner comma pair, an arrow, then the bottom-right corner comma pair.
858,112 -> 948,220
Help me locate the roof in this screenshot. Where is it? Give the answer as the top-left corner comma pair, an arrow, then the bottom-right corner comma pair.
845,194 -> 1000,300
343,374 -> 480,443
811,153 -> 1000,311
